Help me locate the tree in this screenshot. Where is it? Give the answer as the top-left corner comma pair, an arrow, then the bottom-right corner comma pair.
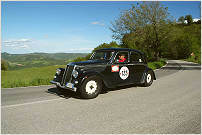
178,16 -> 185,24
1,60 -> 9,71
110,2 -> 172,60
196,19 -> 201,24
185,15 -> 193,24
92,41 -> 120,52
121,32 -> 137,49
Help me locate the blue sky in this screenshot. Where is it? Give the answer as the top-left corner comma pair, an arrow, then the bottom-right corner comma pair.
1,1 -> 201,54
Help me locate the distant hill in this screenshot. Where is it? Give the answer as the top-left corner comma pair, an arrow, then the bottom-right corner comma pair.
1,52 -> 88,70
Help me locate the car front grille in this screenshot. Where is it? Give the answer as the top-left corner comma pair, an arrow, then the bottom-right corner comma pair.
61,65 -> 74,85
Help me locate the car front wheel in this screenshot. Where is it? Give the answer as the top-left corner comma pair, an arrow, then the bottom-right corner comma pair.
79,76 -> 102,99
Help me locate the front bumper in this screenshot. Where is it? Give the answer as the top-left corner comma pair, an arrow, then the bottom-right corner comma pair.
50,80 -> 77,92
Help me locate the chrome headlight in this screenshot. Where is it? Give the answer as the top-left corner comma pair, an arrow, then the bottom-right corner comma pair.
56,68 -> 61,75
72,70 -> 78,78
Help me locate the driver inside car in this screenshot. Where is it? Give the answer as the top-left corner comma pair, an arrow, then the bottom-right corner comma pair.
119,53 -> 126,63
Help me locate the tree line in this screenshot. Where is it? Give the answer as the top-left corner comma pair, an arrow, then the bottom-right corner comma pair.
110,1 -> 200,62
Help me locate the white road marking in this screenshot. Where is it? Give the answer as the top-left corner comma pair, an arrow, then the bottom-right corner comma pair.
2,98 -> 64,109
154,61 -> 168,71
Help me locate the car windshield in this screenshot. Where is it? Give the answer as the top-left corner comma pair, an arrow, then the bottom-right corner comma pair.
90,51 -> 114,60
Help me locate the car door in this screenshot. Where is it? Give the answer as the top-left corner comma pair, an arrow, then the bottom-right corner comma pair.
129,51 -> 146,83
109,51 -> 134,86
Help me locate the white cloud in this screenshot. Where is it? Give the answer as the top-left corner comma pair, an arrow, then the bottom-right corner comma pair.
19,38 -> 31,42
193,18 -> 200,22
91,21 -> 105,26
91,21 -> 99,25
3,39 -> 32,44
18,45 -> 30,49
3,38 -> 32,49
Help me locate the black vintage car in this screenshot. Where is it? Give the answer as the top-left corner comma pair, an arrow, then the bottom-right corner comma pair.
50,48 -> 156,99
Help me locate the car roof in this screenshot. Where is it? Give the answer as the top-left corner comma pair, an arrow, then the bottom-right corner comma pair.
96,48 -> 144,54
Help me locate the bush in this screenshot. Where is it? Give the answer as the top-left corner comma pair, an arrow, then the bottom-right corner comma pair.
72,53 -> 91,62
186,53 -> 201,64
1,60 -> 9,71
148,58 -> 167,70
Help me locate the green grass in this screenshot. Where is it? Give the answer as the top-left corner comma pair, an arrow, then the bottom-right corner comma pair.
2,59 -> 167,88
184,57 -> 201,64
1,65 -> 66,88
148,58 -> 167,70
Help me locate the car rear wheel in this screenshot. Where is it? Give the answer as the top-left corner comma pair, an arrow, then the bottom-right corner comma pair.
143,71 -> 153,87
79,76 -> 102,99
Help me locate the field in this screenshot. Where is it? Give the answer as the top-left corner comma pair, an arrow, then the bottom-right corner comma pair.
2,60 -> 166,88
1,65 -> 66,88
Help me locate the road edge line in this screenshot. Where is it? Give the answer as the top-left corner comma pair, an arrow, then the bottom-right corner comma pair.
2,98 -> 64,109
154,61 -> 168,71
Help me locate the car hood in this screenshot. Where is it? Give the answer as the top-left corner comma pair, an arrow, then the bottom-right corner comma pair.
70,59 -> 109,66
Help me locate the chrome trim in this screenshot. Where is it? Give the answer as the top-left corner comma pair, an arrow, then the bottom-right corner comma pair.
61,65 -> 69,85
72,69 -> 78,78
108,51 -> 115,64
61,64 -> 76,86
50,80 -> 77,92
56,68 -> 61,75
68,65 -> 76,83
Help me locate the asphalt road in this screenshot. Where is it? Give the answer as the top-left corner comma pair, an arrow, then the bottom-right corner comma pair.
1,60 -> 201,134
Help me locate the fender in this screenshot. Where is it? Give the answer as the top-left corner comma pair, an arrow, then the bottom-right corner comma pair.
79,71 -> 109,88
140,68 -> 156,83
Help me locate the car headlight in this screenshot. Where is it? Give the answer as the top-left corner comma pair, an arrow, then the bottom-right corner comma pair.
56,69 -> 61,75
72,70 -> 78,78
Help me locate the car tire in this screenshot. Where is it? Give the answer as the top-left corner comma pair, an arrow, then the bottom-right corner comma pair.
79,76 -> 102,99
143,71 -> 153,87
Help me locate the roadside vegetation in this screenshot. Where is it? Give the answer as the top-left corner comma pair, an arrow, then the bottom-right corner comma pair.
1,65 -> 65,88
184,54 -> 201,64
148,58 -> 167,70
109,2 -> 200,63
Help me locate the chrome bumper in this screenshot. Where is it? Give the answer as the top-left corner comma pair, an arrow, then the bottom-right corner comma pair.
50,80 -> 77,92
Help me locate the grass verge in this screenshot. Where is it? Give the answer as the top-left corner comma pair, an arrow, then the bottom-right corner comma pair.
1,65 -> 65,88
183,57 -> 201,64
148,58 -> 167,70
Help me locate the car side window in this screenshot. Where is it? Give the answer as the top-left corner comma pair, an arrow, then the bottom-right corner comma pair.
114,51 -> 129,64
130,52 -> 143,63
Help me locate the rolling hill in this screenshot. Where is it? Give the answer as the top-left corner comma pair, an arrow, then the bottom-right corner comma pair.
1,52 -> 88,70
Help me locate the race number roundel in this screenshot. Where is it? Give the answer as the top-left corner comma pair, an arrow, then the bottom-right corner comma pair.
119,66 -> 129,80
